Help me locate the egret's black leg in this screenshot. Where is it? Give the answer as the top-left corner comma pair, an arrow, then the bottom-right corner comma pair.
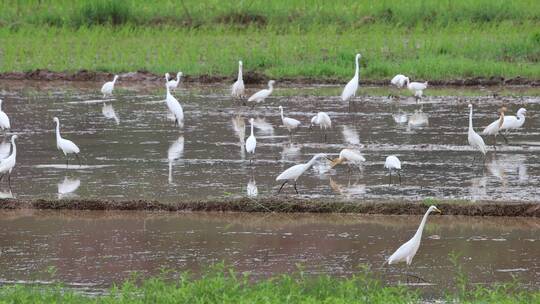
398,172 -> 402,185
0,174 -> 4,182
66,156 -> 69,168
293,182 -> 299,194
472,155 -> 476,166
501,133 -> 509,144
7,173 -> 11,188
75,154 -> 81,167
389,171 -> 392,185
278,181 -> 287,194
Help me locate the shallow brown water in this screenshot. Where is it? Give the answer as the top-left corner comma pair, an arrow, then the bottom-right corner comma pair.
0,210 -> 537,294
0,81 -> 539,202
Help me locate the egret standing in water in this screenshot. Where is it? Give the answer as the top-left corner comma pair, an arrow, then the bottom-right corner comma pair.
0,99 -> 11,132
53,117 -> 81,167
467,104 -> 487,163
386,205 -> 442,281
166,84 -> 184,128
499,107 -> 527,143
341,53 -> 361,111
406,79 -> 428,102
276,153 -> 327,194
310,112 -> 332,141
279,106 -> 301,136
101,75 -> 119,98
0,135 -> 17,187
384,155 -> 402,185
482,107 -> 506,147
330,148 -> 366,173
231,61 -> 245,99
166,72 -> 183,90
245,118 -> 257,163
248,80 -> 275,103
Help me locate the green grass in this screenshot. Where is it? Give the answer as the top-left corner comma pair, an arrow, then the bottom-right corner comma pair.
0,0 -> 539,81
0,264 -> 537,304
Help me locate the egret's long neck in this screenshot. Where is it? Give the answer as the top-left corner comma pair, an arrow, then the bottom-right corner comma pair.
268,82 -> 274,92
469,107 -> 473,130
238,64 -> 243,80
280,108 -> 284,120
250,121 -> 254,136
176,73 -> 181,82
165,74 -> 169,81
354,56 -> 360,78
112,77 -> 118,85
11,139 -> 16,158
498,112 -> 505,128
0,101 -> 3,111
55,122 -> 61,141
306,155 -> 320,168
413,209 -> 432,241
166,86 -> 171,97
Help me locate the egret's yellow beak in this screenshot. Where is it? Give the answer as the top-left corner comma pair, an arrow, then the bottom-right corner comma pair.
434,207 -> 442,213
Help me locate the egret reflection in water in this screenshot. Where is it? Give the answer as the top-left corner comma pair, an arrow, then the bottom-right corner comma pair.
246,178 -> 258,197
167,136 -> 184,184
57,176 -> 81,199
408,109 -> 429,129
341,125 -> 360,146
0,188 -> 13,199
102,103 -> 120,125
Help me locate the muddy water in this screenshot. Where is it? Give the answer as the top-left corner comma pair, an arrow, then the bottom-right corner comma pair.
0,81 -> 539,201
0,210 -> 537,294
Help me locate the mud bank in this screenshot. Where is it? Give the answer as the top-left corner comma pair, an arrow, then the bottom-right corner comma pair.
0,198 -> 538,217
1,69 -> 539,86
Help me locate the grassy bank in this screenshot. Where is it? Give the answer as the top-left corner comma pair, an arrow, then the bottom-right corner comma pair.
1,1 -> 539,81
0,265 -> 537,303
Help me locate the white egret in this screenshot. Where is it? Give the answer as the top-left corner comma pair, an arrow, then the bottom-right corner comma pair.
245,118 -> 257,163
310,112 -> 332,141
482,107 -> 506,146
387,205 -> 441,267
231,61 -> 245,98
101,75 -> 119,98
342,125 -> 360,146
330,148 -> 366,173
248,80 -> 275,103
384,155 -> 402,185
231,115 -> 246,145
391,74 -> 409,88
0,99 -> 11,132
276,153 -> 327,194
53,117 -> 81,167
166,72 -> 183,90
341,53 -> 362,110
499,107 -> 527,143
166,84 -> 184,128
467,104 -> 487,162
0,135 -> 17,187
406,79 -> 428,102
0,139 -> 11,160
407,110 -> 429,128
279,106 -> 301,135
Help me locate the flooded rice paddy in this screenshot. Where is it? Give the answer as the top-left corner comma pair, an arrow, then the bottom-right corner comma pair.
0,81 -> 539,202
0,210 -> 537,294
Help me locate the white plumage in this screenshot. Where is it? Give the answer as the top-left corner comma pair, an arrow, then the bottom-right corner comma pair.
330,148 -> 366,170
0,99 -> 11,131
166,84 -> 184,127
391,74 -> 409,88
467,104 -> 487,157
231,61 -> 245,98
408,110 -> 429,128
101,75 -> 118,98
482,107 -> 506,144
248,80 -> 275,103
276,153 -> 327,194
384,155 -> 402,184
102,103 -> 120,125
167,136 -> 184,184
0,135 -> 17,186
279,106 -> 301,133
245,118 -> 257,155
310,112 -> 332,130
166,72 -> 183,90
53,117 -> 81,166
501,108 -> 527,131
387,205 -> 441,265
406,79 -> 428,100
57,177 -> 81,196
341,53 -> 362,102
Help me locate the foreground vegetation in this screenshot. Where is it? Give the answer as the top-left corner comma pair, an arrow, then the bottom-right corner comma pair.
1,0 -> 539,81
0,265 -> 537,304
